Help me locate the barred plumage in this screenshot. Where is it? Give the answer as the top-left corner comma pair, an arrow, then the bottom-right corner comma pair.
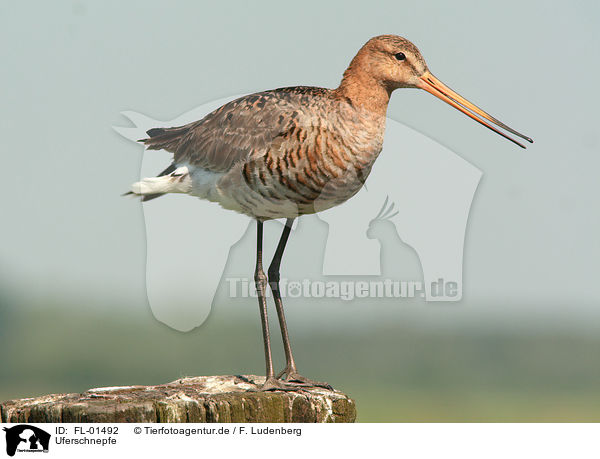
135,84 -> 386,219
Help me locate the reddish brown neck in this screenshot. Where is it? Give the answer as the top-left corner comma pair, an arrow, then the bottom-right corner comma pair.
335,57 -> 391,117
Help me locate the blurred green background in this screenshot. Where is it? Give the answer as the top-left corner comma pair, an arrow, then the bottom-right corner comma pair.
1,1 -> 599,422
2,289 -> 599,422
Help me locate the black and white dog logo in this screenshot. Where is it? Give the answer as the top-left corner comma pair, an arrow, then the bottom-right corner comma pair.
3,425 -> 50,456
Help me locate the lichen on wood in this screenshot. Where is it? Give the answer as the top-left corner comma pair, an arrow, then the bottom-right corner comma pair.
0,375 -> 356,423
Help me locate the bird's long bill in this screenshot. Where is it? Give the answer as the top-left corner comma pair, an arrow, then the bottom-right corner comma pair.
417,71 -> 533,148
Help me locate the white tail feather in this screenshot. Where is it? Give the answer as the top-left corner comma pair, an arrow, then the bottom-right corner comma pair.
130,166 -> 192,196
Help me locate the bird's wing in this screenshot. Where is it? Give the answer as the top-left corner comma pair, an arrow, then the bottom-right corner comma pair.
141,88 -> 329,173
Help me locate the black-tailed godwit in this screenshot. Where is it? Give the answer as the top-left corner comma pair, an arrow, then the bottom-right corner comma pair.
127,35 -> 532,391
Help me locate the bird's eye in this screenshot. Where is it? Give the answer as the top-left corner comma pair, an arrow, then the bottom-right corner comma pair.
394,52 -> 406,61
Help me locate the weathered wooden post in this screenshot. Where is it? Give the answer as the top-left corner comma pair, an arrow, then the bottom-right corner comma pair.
0,375 -> 356,423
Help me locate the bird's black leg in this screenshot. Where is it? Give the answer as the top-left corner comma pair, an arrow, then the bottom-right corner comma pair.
267,218 -> 332,390
254,220 -> 300,392
254,220 -> 276,384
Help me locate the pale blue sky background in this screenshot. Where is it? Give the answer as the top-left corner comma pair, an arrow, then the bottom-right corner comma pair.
1,1 -> 599,328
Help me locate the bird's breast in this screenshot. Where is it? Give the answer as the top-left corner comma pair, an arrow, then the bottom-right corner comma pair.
238,105 -> 385,214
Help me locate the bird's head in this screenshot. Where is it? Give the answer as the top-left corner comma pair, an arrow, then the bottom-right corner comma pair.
355,35 -> 429,90
343,35 -> 533,148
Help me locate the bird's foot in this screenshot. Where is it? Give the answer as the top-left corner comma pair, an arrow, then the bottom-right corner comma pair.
256,377 -> 312,392
244,375 -> 310,392
276,367 -> 333,390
